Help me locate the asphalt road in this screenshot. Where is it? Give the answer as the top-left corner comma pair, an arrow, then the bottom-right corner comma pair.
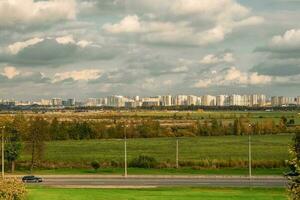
27,176 -> 286,188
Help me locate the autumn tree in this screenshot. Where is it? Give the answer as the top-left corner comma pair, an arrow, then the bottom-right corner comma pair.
26,117 -> 49,172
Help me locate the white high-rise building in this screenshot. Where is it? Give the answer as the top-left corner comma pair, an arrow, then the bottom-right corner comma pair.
161,95 -> 172,106
216,95 -> 226,106
40,99 -> 51,106
229,94 -> 242,106
297,96 -> 300,105
51,98 -> 62,106
250,94 -> 266,107
107,96 -> 127,107
187,95 -> 198,106
174,95 -> 188,106
271,96 -> 279,107
241,95 -> 251,106
141,97 -> 160,107
86,98 -> 97,107
202,95 -> 216,106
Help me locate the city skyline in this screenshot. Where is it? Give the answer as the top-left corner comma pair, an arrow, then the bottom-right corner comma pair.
0,0 -> 300,99
1,93 -> 300,108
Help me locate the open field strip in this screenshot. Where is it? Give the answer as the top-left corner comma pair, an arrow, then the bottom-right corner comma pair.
27,187 -> 287,200
20,135 -> 292,164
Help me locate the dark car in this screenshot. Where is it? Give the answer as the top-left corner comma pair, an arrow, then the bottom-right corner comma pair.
22,176 -> 43,183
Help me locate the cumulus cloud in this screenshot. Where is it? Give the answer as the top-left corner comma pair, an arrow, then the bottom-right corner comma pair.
271,29 -> 300,48
7,38 -> 44,55
1,35 -> 119,66
194,67 -> 272,88
252,29 -> 300,77
1,66 -> 20,79
200,53 -> 235,64
53,69 -> 102,83
102,0 -> 263,46
0,0 -> 77,27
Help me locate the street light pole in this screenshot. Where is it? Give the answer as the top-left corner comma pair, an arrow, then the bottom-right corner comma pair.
176,138 -> 179,169
1,126 -> 5,179
248,124 -> 252,185
124,126 -> 127,178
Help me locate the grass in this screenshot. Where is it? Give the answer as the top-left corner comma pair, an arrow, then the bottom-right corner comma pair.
27,187 -> 287,200
20,134 -> 292,164
16,167 -> 287,176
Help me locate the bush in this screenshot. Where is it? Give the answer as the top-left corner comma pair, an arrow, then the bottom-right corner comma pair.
129,155 -> 158,168
91,160 -> 100,171
0,178 -> 26,200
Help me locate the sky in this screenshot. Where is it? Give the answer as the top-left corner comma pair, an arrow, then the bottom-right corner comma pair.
0,0 -> 300,100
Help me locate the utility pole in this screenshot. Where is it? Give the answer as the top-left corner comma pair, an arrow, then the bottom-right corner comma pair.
1,126 -> 5,179
124,126 -> 127,178
248,124 -> 252,186
176,139 -> 179,169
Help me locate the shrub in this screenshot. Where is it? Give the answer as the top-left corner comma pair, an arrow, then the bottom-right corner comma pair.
129,155 -> 158,168
91,160 -> 100,171
0,178 -> 26,200
286,133 -> 300,200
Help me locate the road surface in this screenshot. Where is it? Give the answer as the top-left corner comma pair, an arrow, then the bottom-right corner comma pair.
22,175 -> 287,188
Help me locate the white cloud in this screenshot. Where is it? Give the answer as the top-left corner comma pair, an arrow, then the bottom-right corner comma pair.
7,37 -> 44,55
194,67 -> 272,88
270,29 -> 300,48
103,0 -> 263,46
171,66 -> 188,73
0,0 -> 77,26
7,35 -> 93,56
1,66 -> 20,79
200,53 -> 235,64
103,15 -> 142,33
53,69 -> 102,83
55,35 -> 75,45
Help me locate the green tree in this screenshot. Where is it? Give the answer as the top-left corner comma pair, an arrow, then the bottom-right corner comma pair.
233,118 -> 241,136
91,160 -> 100,171
26,117 -> 49,172
286,133 -> 300,200
4,115 -> 26,173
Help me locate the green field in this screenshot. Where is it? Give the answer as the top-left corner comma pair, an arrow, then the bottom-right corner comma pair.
19,134 -> 293,172
17,167 -> 286,176
27,187 -> 287,200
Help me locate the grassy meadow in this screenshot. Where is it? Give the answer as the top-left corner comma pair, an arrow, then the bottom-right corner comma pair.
18,134 -> 292,173
27,187 -> 287,200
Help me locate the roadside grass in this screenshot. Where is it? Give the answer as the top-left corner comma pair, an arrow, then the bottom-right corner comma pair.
27,187 -> 287,200
16,167 -> 287,176
20,135 -> 292,165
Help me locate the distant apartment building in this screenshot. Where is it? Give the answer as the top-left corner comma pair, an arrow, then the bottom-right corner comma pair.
216,95 -> 226,106
271,96 -> 279,107
107,96 -> 127,107
161,95 -> 172,106
96,98 -> 107,106
241,95 -> 251,106
278,96 -> 295,106
297,96 -> 300,105
228,94 -> 242,106
141,97 -> 160,107
202,95 -> 216,106
250,94 -> 266,107
40,99 -> 51,106
125,100 -> 142,108
85,98 -> 97,107
187,95 -> 198,106
51,98 -> 63,107
174,95 -> 188,106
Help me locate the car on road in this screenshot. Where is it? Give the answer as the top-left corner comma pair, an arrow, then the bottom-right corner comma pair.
22,176 -> 43,183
